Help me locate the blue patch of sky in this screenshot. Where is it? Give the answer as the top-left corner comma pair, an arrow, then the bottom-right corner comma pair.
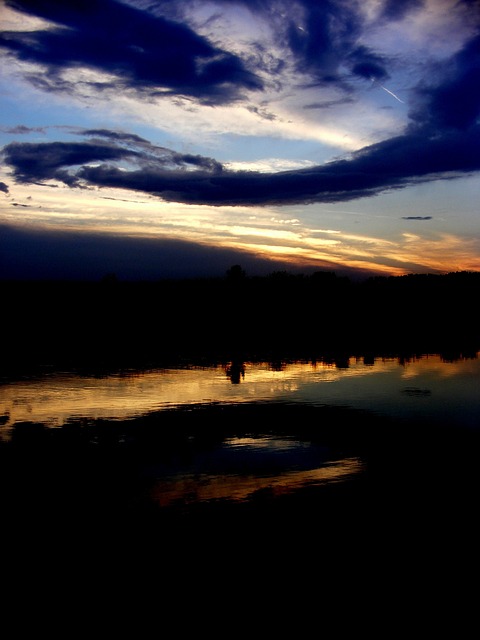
201,134 -> 335,166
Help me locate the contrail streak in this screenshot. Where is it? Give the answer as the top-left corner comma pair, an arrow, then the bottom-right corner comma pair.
371,77 -> 404,103
378,83 -> 404,103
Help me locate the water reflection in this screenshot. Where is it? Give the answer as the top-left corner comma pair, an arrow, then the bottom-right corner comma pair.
1,353 -> 479,438
225,359 -> 246,384
147,433 -> 363,507
1,353 -> 479,526
151,444 -> 363,507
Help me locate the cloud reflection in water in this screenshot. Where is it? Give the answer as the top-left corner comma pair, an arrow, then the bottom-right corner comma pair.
149,434 -> 364,508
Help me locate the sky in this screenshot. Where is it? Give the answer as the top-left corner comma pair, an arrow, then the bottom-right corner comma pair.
1,0 -> 479,280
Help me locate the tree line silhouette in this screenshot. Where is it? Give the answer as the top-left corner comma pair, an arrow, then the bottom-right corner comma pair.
1,268 -> 479,375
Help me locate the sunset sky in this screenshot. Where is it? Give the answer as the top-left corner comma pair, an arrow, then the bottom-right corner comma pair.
1,0 -> 479,280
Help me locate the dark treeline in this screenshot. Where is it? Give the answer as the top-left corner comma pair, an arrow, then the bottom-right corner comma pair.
1,268 -> 479,375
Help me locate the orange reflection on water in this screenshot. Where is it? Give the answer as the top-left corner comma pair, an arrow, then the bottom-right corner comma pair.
0,361 -> 383,433
150,454 -> 363,508
1,353 -> 478,441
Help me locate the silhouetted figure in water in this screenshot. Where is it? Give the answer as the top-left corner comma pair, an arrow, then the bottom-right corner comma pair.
225,360 -> 245,384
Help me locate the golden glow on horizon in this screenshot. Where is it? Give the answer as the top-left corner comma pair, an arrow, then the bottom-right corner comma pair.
229,225 -> 301,241
1,169 -> 479,276
383,232 -> 480,273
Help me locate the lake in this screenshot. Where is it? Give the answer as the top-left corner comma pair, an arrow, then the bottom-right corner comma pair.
2,352 -> 479,505
2,350 -> 479,611
3,352 -> 479,431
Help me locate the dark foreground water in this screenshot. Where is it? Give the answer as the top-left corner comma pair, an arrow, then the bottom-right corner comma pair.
1,354 -> 479,628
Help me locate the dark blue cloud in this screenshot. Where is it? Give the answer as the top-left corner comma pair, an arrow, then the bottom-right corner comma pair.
286,0 -> 360,82
80,129 -> 151,146
379,0 -> 425,21
1,0 -> 263,104
409,34 -> 480,132
261,0 -> 391,86
78,129 -> 224,172
3,121 -> 480,205
1,2 -> 479,206
209,0 -> 398,87
1,125 -> 46,134
348,46 -> 390,82
2,131 -> 224,187
2,140 -> 134,186
0,0 -> 398,103
2,0 -> 476,113
0,181 -> 9,194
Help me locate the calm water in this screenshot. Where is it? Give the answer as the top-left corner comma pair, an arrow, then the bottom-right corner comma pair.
1,353 -> 478,513
2,353 -> 479,434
